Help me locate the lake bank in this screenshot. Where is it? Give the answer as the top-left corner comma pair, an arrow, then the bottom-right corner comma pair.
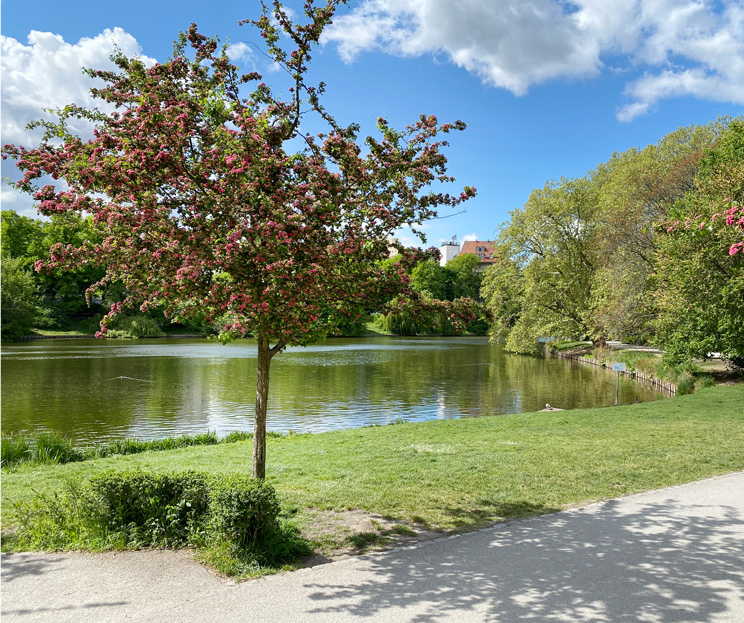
3,383 -> 743,569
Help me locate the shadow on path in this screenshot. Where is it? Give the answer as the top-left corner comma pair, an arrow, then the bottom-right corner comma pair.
300,497 -> 744,621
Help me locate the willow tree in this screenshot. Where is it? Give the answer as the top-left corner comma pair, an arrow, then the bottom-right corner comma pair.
3,1 -> 474,478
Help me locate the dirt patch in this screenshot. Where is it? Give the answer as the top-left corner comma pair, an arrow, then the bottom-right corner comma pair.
297,509 -> 444,567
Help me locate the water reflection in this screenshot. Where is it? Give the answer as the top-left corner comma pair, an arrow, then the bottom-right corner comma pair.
1,337 -> 665,444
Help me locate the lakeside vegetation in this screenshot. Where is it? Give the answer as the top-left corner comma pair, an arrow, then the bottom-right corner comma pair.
483,117 -> 744,369
3,384 -> 743,576
546,341 -> 724,394
1,430 -> 275,468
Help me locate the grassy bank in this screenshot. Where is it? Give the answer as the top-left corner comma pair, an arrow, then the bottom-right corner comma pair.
3,385 -> 743,541
547,341 -> 734,394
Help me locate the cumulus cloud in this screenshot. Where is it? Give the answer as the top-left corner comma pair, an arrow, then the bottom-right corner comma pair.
226,41 -> 253,63
323,0 -> 744,121
1,28 -> 155,216
461,233 -> 478,242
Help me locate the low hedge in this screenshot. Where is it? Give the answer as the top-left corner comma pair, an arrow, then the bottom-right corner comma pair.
10,470 -> 309,576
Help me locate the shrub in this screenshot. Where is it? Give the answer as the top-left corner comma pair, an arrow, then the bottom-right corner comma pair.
675,371 -> 697,395
89,471 -> 211,547
207,474 -> 281,551
13,479 -> 100,550
10,469 -> 307,577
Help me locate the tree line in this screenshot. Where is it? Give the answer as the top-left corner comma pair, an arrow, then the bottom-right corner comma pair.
482,117 -> 744,368
1,209 -> 490,340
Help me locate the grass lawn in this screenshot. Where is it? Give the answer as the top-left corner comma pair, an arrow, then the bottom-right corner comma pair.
3,384 -> 743,547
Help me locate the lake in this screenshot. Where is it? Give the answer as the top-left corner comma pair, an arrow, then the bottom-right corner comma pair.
1,336 -> 666,444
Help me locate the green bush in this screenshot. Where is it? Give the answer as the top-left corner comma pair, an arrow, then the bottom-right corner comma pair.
89,471 -> 211,547
207,474 -> 281,550
13,479 -> 101,550
10,470 -> 305,576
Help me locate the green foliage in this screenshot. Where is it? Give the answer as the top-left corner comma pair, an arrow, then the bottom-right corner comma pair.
1,210 -> 42,261
589,122 -> 720,342
411,260 -> 455,301
654,362 -> 716,395
332,313 -> 369,337
488,178 -> 599,353
10,469 -> 307,576
1,435 -> 30,467
1,210 -> 108,332
2,431 -> 245,468
89,470 -> 211,547
1,431 -> 85,466
12,479 -> 101,551
655,120 -> 744,367
481,251 -> 524,343
105,314 -> 166,338
446,253 -> 483,300
30,432 -> 84,464
374,295 -> 489,336
483,118 -> 737,360
1,255 -> 40,340
206,474 -> 281,550
409,254 -> 484,303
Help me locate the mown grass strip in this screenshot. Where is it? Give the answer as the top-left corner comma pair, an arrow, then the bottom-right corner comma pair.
2,385 -> 742,534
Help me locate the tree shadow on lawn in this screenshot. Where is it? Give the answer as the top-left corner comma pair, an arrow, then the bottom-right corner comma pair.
437,500 -> 560,529
298,495 -> 744,622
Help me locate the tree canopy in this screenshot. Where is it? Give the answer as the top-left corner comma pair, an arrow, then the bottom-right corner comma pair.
482,118 -> 738,361
2,1 -> 474,477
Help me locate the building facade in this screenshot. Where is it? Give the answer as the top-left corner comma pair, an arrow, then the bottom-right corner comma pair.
440,238 -> 496,273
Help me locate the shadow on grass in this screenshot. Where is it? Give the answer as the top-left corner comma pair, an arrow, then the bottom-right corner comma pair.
438,500 -> 560,529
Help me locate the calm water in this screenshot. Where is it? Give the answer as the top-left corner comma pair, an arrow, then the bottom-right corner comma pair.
1,337 -> 666,444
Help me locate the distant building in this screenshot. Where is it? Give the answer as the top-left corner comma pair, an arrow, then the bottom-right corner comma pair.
439,236 -> 461,266
440,237 -> 496,273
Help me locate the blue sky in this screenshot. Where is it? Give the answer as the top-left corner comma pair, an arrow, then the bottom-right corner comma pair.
3,0 -> 744,248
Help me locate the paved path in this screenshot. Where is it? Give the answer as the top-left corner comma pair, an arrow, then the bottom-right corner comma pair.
3,472 -> 744,622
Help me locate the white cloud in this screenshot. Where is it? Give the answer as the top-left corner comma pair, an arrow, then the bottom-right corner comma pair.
1,28 -> 155,216
461,233 -> 478,242
226,42 -> 253,63
323,0 -> 744,120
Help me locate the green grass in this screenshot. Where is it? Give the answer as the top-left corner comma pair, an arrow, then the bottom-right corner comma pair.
3,385 -> 743,539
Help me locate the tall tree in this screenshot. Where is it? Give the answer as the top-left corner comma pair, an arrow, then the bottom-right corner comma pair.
589,122 -> 720,342
655,120 -> 744,366
2,1 -> 473,477
490,177 -> 599,353
446,252 -> 483,300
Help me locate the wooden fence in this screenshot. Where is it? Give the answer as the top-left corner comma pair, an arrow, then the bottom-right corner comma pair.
549,350 -> 677,395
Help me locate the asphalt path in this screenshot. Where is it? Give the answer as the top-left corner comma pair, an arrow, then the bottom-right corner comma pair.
3,471 -> 743,622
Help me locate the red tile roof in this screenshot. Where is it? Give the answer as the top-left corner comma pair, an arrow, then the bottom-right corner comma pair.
460,240 -> 496,262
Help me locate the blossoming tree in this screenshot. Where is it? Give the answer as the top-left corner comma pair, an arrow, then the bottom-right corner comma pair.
3,1 -> 475,477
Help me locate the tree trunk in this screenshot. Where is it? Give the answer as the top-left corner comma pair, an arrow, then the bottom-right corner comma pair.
253,331 -> 271,480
